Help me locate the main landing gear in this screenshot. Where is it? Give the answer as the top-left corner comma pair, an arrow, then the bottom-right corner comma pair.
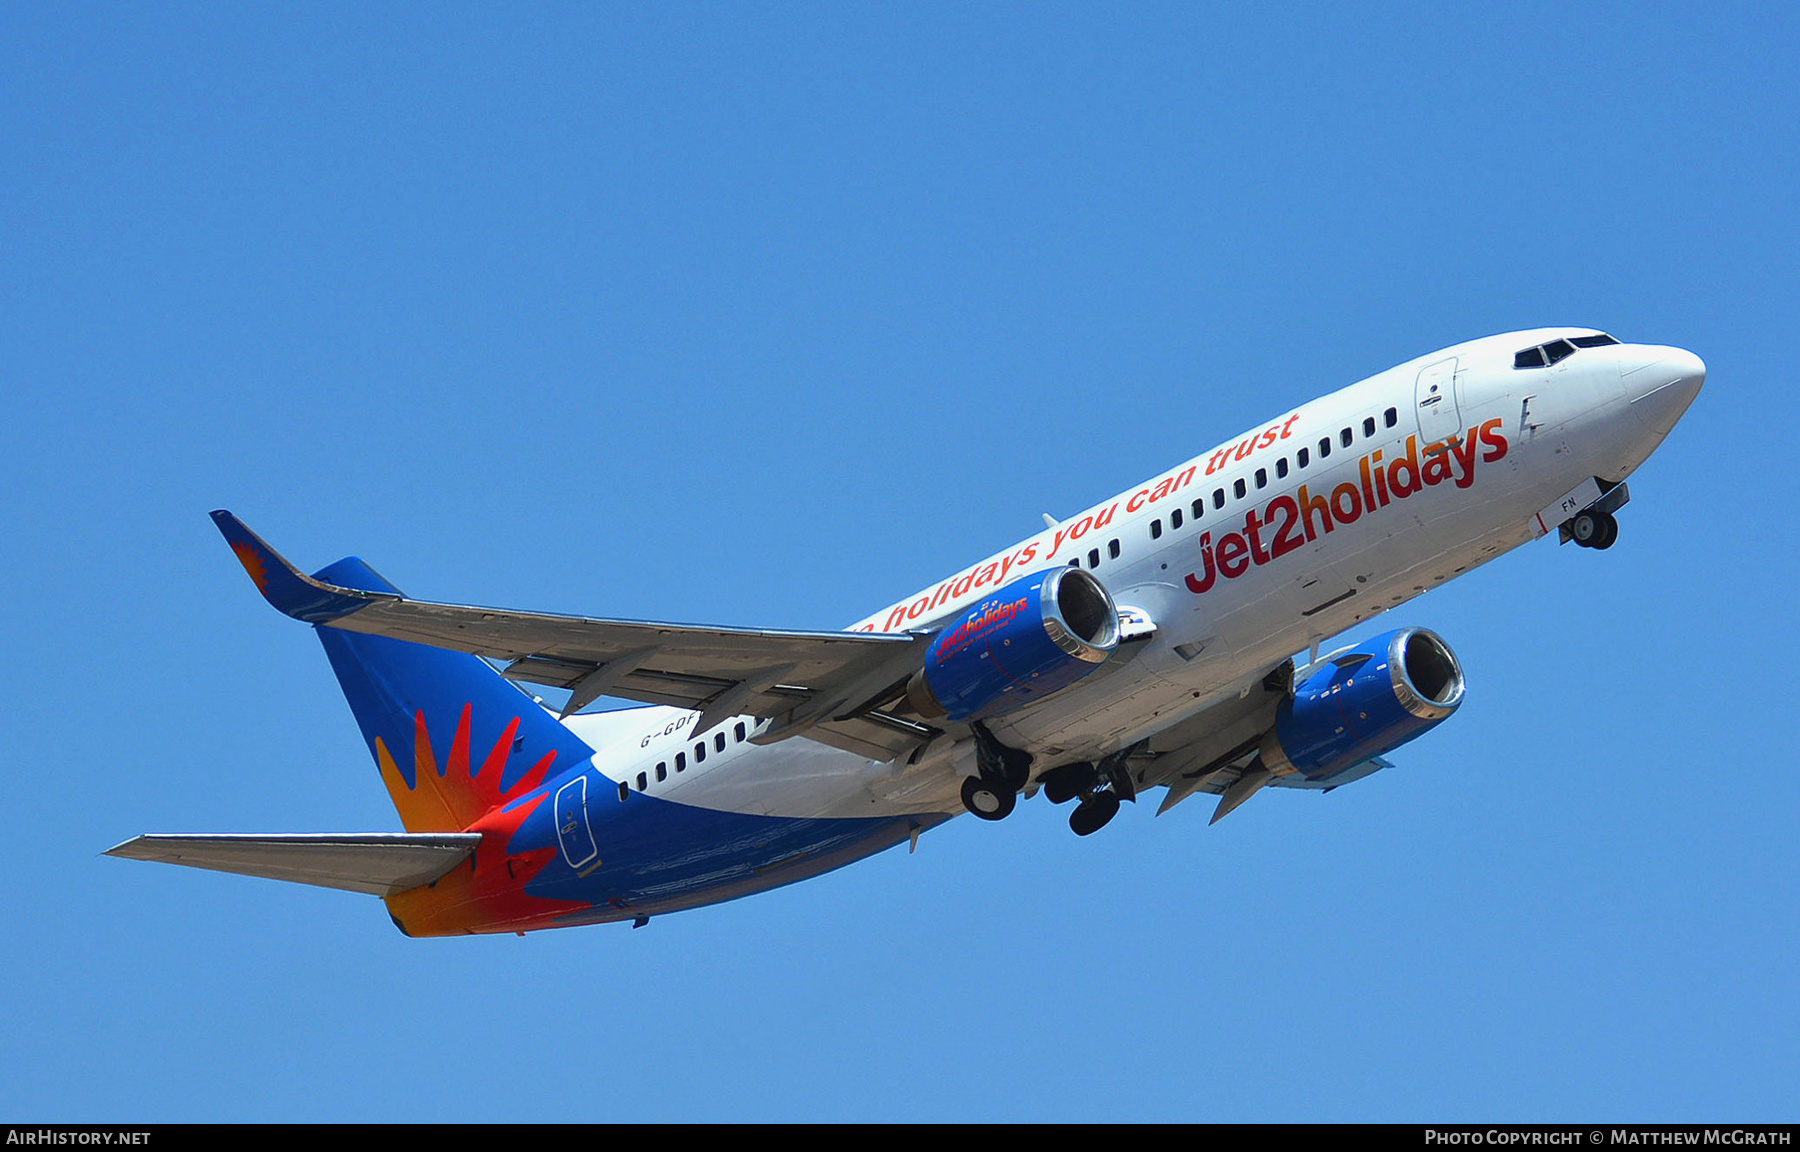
960,721 -> 1033,822
957,725 -> 1143,837
1068,790 -> 1121,837
1570,508 -> 1619,550
1038,742 -> 1143,837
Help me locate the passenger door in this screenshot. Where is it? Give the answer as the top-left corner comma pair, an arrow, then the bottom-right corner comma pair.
1415,357 -> 1462,444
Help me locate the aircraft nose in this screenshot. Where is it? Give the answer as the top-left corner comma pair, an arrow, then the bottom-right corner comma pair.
1621,345 -> 1706,436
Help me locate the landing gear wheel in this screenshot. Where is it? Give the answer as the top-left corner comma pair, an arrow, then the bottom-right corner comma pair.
962,775 -> 1016,821
1572,509 -> 1620,550
1573,509 -> 1623,550
1592,510 -> 1619,550
1041,762 -> 1098,805
1069,791 -> 1121,836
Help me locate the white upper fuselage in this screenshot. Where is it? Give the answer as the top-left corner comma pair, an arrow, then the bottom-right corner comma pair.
573,329 -> 1705,821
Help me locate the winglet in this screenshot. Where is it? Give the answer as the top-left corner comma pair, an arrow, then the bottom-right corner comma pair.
210,510 -> 397,624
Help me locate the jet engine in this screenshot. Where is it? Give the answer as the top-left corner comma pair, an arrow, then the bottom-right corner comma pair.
1262,627 -> 1465,783
905,566 -> 1120,722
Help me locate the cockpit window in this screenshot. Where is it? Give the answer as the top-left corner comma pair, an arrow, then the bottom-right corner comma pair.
1514,332 -> 1618,369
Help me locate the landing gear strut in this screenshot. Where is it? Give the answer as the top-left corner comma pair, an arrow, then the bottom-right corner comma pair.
960,721 -> 1033,821
1570,508 -> 1619,550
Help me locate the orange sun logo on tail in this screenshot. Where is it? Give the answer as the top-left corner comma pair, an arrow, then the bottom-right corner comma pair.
229,540 -> 272,593
378,703 -> 593,935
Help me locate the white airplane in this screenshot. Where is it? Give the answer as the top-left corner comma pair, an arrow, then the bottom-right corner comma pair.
109,328 -> 1705,935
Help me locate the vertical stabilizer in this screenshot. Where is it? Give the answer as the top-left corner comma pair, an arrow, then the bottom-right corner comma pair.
310,557 -> 594,832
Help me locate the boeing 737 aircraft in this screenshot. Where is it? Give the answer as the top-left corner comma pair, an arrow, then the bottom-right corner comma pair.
110,329 -> 1705,936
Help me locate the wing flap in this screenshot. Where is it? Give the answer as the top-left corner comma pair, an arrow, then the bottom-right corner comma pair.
106,833 -> 482,897
790,710 -> 942,761
1138,666 -> 1291,812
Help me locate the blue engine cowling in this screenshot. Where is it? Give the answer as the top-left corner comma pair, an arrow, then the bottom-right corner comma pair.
904,567 -> 1120,722
1261,627 -> 1465,783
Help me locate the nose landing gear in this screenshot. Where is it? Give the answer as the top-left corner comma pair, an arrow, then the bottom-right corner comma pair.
1560,479 -> 1629,551
1570,508 -> 1619,550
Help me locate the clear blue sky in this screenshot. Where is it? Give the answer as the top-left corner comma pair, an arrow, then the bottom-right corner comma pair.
3,2 -> 1794,1122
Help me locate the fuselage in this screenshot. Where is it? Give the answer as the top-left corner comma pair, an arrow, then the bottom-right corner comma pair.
387,329 -> 1705,933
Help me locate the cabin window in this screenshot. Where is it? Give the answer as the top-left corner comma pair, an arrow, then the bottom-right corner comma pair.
1212,488 -> 1225,509
1362,416 -> 1376,438
1191,498 -> 1205,520
675,752 -> 686,772
1233,478 -> 1247,499
1170,508 -> 1183,530
1340,427 -> 1353,448
1384,406 -> 1398,428
1108,538 -> 1121,559
1150,519 -> 1163,540
618,781 -> 629,802
1297,446 -> 1310,468
1087,548 -> 1100,568
655,762 -> 667,782
636,772 -> 647,791
1276,457 -> 1289,479
1255,467 -> 1267,489
734,721 -> 746,742
1318,437 -> 1331,458
694,741 -> 706,763
715,732 -> 726,752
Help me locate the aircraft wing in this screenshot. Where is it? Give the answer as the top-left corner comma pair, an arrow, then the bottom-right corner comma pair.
212,512 -> 936,757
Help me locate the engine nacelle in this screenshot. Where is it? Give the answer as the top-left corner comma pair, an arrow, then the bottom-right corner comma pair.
1262,627 -> 1465,783
905,566 -> 1120,722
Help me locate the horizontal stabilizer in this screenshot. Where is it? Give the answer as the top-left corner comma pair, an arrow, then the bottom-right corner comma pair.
106,833 -> 482,896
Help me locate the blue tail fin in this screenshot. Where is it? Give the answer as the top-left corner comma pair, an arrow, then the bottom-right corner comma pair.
309,557 -> 595,832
